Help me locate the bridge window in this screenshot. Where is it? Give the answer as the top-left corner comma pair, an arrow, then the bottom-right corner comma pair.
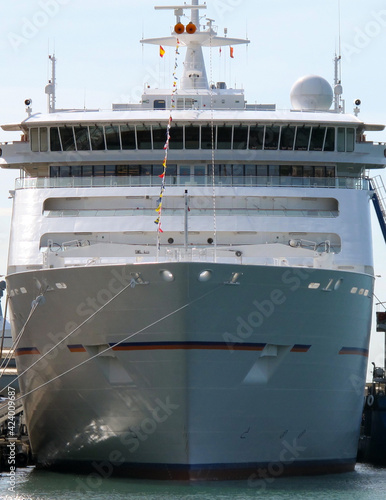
324,127 -> 335,151
169,126 -> 184,150
50,127 -> 61,151
295,127 -> 311,151
74,126 -> 91,151
280,126 -> 295,150
185,126 -> 200,149
309,127 -> 326,151
136,126 -> 152,150
249,125 -> 264,150
201,126 -> 213,149
217,126 -> 233,149
152,126 -> 167,150
60,127 -> 76,151
233,126 -> 248,150
264,126 -> 280,150
105,126 -> 121,150
36,124 -> 356,154
90,126 -> 105,151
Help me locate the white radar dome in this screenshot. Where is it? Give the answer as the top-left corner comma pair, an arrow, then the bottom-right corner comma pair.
290,75 -> 333,111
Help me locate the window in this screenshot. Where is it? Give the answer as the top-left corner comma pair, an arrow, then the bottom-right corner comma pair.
337,128 -> 345,152
117,165 -> 129,176
120,125 -> 136,150
217,126 -> 233,149
30,128 -> 39,152
74,127 -> 91,151
136,126 -> 152,150
105,126 -> 121,150
60,127 -> 75,151
40,128 -> 48,152
295,127 -> 311,151
232,165 -> 244,177
89,126 -> 105,151
152,126 -> 167,150
347,128 -> 355,152
82,166 -> 93,177
249,126 -> 264,150
169,126 -> 184,150
71,166 -> 82,177
264,126 -> 280,150
280,126 -> 295,150
185,126 -> 200,149
154,100 -> 166,109
105,165 -> 116,176
201,126 -> 213,149
324,127 -> 335,151
50,127 -> 61,151
245,165 -> 257,177
233,126 -> 248,150
309,127 -> 326,151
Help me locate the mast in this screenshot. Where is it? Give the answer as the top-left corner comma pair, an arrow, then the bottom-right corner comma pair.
45,54 -> 56,113
141,0 -> 249,90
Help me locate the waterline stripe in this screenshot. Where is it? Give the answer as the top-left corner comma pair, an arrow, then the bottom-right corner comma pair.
291,345 -> 312,353
15,347 -> 40,356
339,347 -> 369,357
109,341 -> 267,352
67,345 -> 87,353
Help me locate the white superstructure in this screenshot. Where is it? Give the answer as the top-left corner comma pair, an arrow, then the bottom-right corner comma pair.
0,0 -> 385,480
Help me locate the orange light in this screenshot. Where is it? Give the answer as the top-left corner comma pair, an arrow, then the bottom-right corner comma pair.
186,22 -> 197,34
174,23 -> 185,34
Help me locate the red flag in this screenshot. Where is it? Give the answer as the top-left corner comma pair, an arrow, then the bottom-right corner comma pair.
160,46 -> 166,58
230,47 -> 234,58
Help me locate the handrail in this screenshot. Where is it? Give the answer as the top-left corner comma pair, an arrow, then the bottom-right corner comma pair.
15,176 -> 369,190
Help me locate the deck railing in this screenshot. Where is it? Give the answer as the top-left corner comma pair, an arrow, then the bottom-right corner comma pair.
15,176 -> 369,190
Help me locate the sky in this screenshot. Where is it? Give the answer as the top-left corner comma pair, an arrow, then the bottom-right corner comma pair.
0,0 -> 385,375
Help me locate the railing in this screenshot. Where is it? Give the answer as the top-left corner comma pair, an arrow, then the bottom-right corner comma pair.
15,176 -> 369,190
45,208 -> 339,218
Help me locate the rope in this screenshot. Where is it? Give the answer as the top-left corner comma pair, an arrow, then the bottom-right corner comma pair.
0,277 -> 136,395
155,40 -> 181,252
209,28 -> 217,263
0,284 -> 222,412
0,298 -> 41,380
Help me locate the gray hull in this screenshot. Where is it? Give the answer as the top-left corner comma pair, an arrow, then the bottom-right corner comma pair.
7,263 -> 373,479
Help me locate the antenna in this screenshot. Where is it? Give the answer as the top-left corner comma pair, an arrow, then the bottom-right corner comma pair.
45,54 -> 56,113
334,0 -> 344,113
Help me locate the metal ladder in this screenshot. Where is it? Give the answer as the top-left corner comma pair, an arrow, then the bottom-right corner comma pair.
369,176 -> 386,243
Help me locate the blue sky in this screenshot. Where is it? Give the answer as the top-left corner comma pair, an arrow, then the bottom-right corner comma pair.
0,0 -> 386,373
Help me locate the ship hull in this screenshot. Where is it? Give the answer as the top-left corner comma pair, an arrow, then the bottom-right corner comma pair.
6,262 -> 373,480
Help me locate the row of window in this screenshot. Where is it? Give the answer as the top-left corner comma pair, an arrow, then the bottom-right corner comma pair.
30,125 -> 356,153
49,164 -> 337,179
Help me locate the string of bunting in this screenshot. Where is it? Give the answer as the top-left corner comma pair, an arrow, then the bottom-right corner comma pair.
155,40 -> 181,234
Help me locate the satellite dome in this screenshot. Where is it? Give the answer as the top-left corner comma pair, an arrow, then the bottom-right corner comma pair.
290,75 -> 333,111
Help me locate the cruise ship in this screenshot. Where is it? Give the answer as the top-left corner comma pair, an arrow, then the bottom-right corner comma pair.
1,0 -> 386,480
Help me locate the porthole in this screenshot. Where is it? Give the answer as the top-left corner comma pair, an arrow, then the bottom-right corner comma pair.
351,287 -> 358,294
308,283 -> 320,289
168,238 -> 174,244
